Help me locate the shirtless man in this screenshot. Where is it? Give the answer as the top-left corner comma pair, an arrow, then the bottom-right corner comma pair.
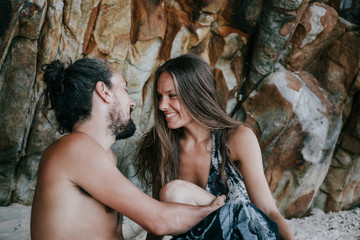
30,58 -> 225,240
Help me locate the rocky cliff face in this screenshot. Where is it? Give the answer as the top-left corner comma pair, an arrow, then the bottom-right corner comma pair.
0,0 -> 359,218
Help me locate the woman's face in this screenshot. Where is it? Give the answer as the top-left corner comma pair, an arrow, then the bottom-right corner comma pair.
157,71 -> 192,129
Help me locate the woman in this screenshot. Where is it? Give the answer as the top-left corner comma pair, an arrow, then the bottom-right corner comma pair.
135,54 -> 294,240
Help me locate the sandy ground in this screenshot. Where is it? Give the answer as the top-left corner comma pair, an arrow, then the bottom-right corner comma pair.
0,203 -> 359,240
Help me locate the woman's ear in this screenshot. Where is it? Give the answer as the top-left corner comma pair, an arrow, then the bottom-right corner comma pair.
95,81 -> 111,103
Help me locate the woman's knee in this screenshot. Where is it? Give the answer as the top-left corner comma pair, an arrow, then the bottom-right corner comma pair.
159,179 -> 190,203
159,179 -> 215,206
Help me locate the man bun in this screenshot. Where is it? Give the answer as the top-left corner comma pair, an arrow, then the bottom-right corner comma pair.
41,59 -> 69,96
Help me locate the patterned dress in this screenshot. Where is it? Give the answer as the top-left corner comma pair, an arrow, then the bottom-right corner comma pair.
173,132 -> 280,240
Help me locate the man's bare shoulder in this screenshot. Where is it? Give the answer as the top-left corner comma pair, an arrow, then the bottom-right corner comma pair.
43,132 -> 102,159
38,132 -> 107,177
47,132 -> 100,150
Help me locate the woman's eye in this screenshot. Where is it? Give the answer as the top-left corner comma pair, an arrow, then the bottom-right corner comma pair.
169,94 -> 177,98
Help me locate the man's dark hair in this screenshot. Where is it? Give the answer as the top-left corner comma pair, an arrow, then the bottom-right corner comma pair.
41,58 -> 113,134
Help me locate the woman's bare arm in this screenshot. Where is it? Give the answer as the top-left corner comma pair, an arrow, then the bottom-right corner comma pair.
228,125 -> 294,240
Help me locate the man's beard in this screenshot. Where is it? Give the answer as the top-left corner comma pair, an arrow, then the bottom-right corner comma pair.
109,104 -> 136,140
114,119 -> 136,140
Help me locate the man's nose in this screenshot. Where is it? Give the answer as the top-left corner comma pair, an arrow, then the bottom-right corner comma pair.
130,99 -> 136,110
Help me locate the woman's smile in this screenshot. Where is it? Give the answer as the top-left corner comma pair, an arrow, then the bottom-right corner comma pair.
165,112 -> 177,121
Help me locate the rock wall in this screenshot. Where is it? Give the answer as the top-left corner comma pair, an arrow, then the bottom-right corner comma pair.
0,0 -> 359,219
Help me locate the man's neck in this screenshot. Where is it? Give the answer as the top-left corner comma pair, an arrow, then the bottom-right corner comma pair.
73,123 -> 115,151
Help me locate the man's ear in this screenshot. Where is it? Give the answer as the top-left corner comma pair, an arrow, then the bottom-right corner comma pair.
95,81 -> 111,103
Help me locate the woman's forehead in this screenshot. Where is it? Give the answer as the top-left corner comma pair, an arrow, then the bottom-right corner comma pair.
157,72 -> 175,91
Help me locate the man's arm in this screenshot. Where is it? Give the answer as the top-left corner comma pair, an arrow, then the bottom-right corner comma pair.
145,182 -> 166,240
65,135 -> 225,236
116,213 -> 125,240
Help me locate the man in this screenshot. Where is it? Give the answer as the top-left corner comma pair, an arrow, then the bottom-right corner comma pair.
30,58 -> 225,240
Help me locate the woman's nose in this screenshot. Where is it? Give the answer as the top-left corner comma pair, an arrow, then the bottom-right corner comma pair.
159,98 -> 168,111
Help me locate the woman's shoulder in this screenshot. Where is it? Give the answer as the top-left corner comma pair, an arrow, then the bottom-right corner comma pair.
227,124 -> 262,163
229,124 -> 256,139
227,124 -> 259,149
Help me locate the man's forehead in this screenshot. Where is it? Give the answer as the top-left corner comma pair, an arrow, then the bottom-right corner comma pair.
111,71 -> 126,86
